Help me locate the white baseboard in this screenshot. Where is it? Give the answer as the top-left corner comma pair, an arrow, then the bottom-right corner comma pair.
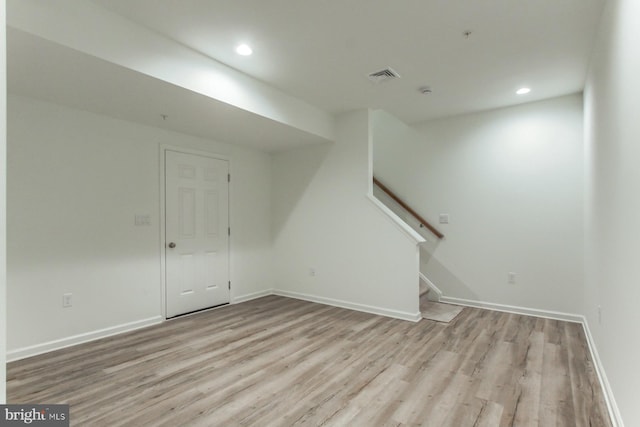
4,290 -> 622,427
7,316 -> 163,362
439,296 -> 583,323
439,295 -> 621,426
581,318 -> 624,427
419,272 -> 442,302
232,289 -> 273,304
6,291 -> 420,362
272,289 -> 422,322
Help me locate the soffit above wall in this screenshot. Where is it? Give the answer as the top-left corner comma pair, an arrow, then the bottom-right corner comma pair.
92,0 -> 606,123
8,29 -> 330,152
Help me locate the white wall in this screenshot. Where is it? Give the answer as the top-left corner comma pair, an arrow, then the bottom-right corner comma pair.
370,110 -> 439,244
374,95 -> 584,315
7,0 -> 334,142
7,95 -> 273,355
272,110 -> 421,320
584,0 -> 640,424
0,0 -> 7,403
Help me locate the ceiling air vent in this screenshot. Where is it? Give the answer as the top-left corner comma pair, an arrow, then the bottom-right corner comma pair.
367,67 -> 401,84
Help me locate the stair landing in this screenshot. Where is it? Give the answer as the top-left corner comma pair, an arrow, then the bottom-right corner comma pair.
419,282 -> 463,323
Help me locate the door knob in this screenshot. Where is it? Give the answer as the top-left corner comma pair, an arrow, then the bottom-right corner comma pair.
168,242 -> 176,249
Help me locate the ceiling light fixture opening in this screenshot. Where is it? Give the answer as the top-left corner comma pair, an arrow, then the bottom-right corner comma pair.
236,44 -> 253,56
516,87 -> 531,95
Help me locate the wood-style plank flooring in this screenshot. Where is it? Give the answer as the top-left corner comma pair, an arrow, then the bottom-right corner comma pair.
7,296 -> 612,426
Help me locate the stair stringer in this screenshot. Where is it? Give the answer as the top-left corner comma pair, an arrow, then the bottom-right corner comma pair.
419,272 -> 443,302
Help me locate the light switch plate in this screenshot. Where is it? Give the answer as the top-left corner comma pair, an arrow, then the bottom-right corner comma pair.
135,214 -> 151,226
439,214 -> 450,224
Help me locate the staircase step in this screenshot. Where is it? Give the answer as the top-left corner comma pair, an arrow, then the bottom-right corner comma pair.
419,281 -> 429,297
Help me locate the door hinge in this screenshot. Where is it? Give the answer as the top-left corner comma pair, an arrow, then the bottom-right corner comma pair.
228,281 -> 231,290
228,173 -> 231,183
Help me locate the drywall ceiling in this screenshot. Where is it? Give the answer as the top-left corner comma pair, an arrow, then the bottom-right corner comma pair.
7,29 -> 329,152
91,0 -> 605,124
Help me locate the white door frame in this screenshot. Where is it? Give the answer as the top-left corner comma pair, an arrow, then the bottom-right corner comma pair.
159,145 -> 231,319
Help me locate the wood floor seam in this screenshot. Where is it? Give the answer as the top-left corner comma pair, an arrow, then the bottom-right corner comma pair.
7,295 -> 613,427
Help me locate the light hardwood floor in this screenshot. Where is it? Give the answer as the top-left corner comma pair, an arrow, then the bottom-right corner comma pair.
8,296 -> 612,426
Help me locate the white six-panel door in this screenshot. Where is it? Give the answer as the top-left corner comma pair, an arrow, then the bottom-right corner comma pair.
165,150 -> 229,318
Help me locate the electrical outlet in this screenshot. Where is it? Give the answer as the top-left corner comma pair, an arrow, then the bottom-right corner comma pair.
63,293 -> 73,308
439,214 -> 450,224
309,267 -> 316,277
508,272 -> 516,284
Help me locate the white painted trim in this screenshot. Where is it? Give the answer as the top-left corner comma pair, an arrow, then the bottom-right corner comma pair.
367,194 -> 426,244
581,319 -> 624,427
273,289 -> 422,322
7,316 -> 163,362
366,109 -> 424,246
419,272 -> 442,302
160,145 -> 231,162
159,145 -> 231,319
439,296 -> 583,323
439,296 -> 620,426
232,289 -> 273,304
159,145 -> 167,319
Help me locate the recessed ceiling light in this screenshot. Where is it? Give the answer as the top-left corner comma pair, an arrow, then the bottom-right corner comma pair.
516,87 -> 531,95
236,44 -> 253,56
